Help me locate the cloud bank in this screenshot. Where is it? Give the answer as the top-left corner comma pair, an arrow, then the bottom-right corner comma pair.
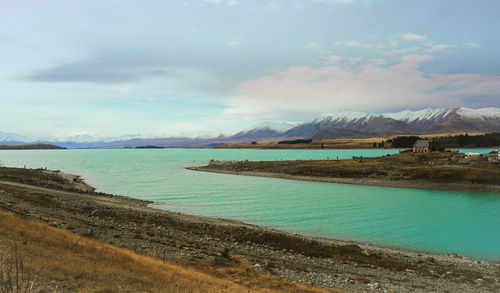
224,55 -> 500,119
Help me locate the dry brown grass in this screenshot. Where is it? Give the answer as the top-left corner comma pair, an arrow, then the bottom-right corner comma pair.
0,211 -> 331,293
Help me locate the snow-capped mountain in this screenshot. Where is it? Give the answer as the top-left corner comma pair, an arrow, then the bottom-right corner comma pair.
313,107 -> 500,126
455,107 -> 500,120
0,131 -> 36,144
285,111 -> 409,137
0,132 -> 148,148
382,108 -> 454,123
2,107 -> 499,148
284,107 -> 500,138
231,121 -> 297,139
247,121 -> 297,133
57,134 -> 103,143
54,134 -> 145,143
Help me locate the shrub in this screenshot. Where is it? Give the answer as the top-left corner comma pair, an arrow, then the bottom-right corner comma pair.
0,244 -> 37,293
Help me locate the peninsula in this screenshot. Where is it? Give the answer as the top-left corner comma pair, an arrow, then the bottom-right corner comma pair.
189,150 -> 500,193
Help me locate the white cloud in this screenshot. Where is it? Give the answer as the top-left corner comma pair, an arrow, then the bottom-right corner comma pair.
368,58 -> 387,65
380,46 -> 421,56
201,0 -> 241,6
226,0 -> 241,6
323,55 -> 343,65
115,87 -> 130,93
228,41 -> 240,46
300,41 -> 329,54
463,42 -> 481,49
335,41 -> 385,49
348,57 -> 362,64
399,54 -> 433,64
322,55 -> 362,66
202,0 -> 221,4
403,33 -> 426,41
424,43 -> 453,52
432,44 -> 451,50
335,34 -> 459,57
224,55 -> 500,119
313,0 -> 374,4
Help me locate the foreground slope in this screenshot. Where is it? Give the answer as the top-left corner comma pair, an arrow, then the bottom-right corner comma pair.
0,211 -> 328,293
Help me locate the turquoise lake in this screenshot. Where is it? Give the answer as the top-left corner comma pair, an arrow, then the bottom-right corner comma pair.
0,148 -> 499,260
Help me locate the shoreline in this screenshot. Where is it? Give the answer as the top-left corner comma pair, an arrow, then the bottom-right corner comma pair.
0,166 -> 498,292
187,166 -> 500,193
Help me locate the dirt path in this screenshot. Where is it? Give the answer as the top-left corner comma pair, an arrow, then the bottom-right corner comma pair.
0,167 -> 499,292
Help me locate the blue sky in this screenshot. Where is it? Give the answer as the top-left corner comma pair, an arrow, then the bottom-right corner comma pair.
1,0 -> 499,139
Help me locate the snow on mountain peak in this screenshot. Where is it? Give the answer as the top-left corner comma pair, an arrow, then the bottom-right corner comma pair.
0,131 -> 35,142
456,107 -> 500,120
245,121 -> 297,133
382,108 -> 453,123
314,111 -> 376,123
314,107 -> 500,125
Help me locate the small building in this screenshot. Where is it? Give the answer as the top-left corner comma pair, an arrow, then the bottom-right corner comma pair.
483,150 -> 500,162
412,139 -> 430,153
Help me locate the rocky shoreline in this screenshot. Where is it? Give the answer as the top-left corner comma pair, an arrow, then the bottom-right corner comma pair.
0,166 -> 498,292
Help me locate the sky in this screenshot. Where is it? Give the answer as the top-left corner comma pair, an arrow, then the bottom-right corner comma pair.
1,0 -> 500,140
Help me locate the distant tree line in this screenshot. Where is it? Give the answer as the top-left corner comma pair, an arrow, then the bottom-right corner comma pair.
385,136 -> 421,148
277,139 -> 313,144
372,141 -> 385,148
135,145 -> 164,149
430,132 -> 500,148
384,133 -> 500,149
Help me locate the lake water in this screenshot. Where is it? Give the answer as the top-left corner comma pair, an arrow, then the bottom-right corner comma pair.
0,148 -> 499,260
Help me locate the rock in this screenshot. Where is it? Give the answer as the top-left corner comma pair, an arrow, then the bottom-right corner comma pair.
425,257 -> 435,263
368,282 -> 381,289
340,244 -> 363,254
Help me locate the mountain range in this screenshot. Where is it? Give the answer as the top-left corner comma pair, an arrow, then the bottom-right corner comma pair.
2,107 -> 500,148
233,107 -> 500,141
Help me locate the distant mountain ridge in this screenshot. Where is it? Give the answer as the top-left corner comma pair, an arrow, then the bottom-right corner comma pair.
2,107 -> 500,148
282,107 -> 500,139
231,121 -> 297,140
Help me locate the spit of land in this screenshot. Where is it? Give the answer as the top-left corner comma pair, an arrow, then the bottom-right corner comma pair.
190,151 -> 500,193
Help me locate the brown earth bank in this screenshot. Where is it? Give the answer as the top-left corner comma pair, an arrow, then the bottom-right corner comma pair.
190,151 -> 500,193
0,167 -> 499,292
0,143 -> 66,150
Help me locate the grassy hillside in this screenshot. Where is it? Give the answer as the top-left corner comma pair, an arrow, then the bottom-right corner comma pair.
0,211 -> 328,293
